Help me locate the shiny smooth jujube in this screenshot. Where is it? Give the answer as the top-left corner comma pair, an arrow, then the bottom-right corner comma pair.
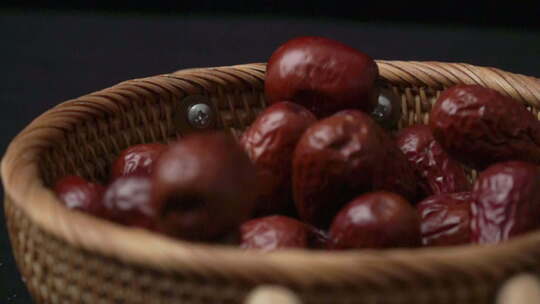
152,132 -> 258,241
329,192 -> 421,249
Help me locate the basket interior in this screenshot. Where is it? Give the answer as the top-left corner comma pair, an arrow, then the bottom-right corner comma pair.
39,78 -> 452,189
37,67 -> 540,203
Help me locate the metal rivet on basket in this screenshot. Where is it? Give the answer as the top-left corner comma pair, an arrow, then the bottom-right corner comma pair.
187,103 -> 214,129
174,95 -> 216,133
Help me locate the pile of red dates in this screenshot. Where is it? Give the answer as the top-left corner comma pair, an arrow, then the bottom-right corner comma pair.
55,36 -> 540,251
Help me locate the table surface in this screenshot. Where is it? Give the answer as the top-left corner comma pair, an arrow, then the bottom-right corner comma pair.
1,12 -> 540,303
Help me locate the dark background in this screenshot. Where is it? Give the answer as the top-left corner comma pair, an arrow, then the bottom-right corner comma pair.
2,2 -> 540,303
4,1 -> 540,29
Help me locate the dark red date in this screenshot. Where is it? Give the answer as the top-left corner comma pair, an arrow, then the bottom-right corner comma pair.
240,215 -> 327,251
111,143 -> 167,180
417,192 -> 473,246
471,161 -> 540,244
329,192 -> 420,249
265,36 -> 379,118
152,132 -> 258,241
396,124 -> 471,198
293,110 -> 417,228
103,176 -> 156,229
430,85 -> 540,169
54,176 -> 106,217
240,101 -> 316,216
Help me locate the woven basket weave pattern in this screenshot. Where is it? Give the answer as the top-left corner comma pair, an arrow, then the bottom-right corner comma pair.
3,62 -> 540,304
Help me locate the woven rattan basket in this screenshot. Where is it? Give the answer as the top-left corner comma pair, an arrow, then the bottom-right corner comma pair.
3,61 -> 540,304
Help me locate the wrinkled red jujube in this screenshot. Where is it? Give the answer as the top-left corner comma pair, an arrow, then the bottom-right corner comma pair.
471,161 -> 540,244
240,101 -> 317,216
111,143 -> 167,180
54,176 -> 106,217
417,192 -> 473,246
265,36 -> 379,118
430,85 -> 540,169
293,110 -> 417,228
103,176 -> 156,229
396,124 -> 471,198
240,215 -> 327,251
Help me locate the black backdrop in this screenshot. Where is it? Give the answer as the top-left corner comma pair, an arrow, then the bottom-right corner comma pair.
1,3 -> 540,303
4,1 -> 540,29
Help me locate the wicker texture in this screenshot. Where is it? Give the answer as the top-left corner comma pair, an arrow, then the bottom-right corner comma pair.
2,61 -> 540,304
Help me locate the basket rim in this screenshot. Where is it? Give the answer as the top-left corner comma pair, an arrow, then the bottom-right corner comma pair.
3,61 -> 540,286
